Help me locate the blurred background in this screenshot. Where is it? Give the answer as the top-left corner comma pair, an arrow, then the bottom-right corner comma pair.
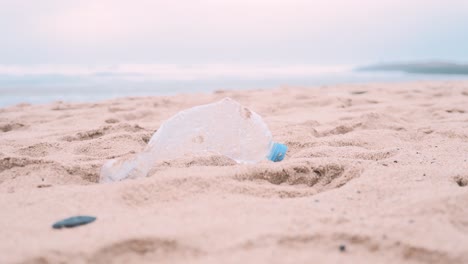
1,0 -> 467,106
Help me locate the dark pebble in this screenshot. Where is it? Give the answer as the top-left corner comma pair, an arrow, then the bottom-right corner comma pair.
393,160 -> 398,163
339,244 -> 346,252
52,216 -> 96,229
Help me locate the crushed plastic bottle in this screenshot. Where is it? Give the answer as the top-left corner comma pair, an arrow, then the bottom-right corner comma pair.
100,97 -> 287,183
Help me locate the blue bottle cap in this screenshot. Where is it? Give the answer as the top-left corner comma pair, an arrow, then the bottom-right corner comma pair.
268,142 -> 288,162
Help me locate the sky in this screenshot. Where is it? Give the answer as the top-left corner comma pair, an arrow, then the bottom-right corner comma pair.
1,0 -> 468,67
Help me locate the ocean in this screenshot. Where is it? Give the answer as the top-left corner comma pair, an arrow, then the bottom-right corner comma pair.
0,64 -> 466,107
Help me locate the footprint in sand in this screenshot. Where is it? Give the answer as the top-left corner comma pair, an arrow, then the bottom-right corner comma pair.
0,122 -> 26,132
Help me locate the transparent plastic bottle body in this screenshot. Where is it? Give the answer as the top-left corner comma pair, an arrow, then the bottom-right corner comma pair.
100,98 -> 286,183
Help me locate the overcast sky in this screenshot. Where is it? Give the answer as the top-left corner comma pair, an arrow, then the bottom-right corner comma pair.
1,0 -> 468,66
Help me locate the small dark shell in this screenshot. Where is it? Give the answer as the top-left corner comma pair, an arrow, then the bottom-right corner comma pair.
52,216 -> 96,229
339,244 -> 346,252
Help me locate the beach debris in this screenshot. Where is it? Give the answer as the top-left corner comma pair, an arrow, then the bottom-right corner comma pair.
100,97 -> 287,183
52,215 -> 96,229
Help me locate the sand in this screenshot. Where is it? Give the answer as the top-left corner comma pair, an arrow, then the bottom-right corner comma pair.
1,81 -> 468,264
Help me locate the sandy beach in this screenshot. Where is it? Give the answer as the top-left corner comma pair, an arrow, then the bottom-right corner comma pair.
1,81 -> 468,263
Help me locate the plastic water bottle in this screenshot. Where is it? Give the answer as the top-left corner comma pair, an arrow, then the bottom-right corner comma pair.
100,97 -> 287,183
